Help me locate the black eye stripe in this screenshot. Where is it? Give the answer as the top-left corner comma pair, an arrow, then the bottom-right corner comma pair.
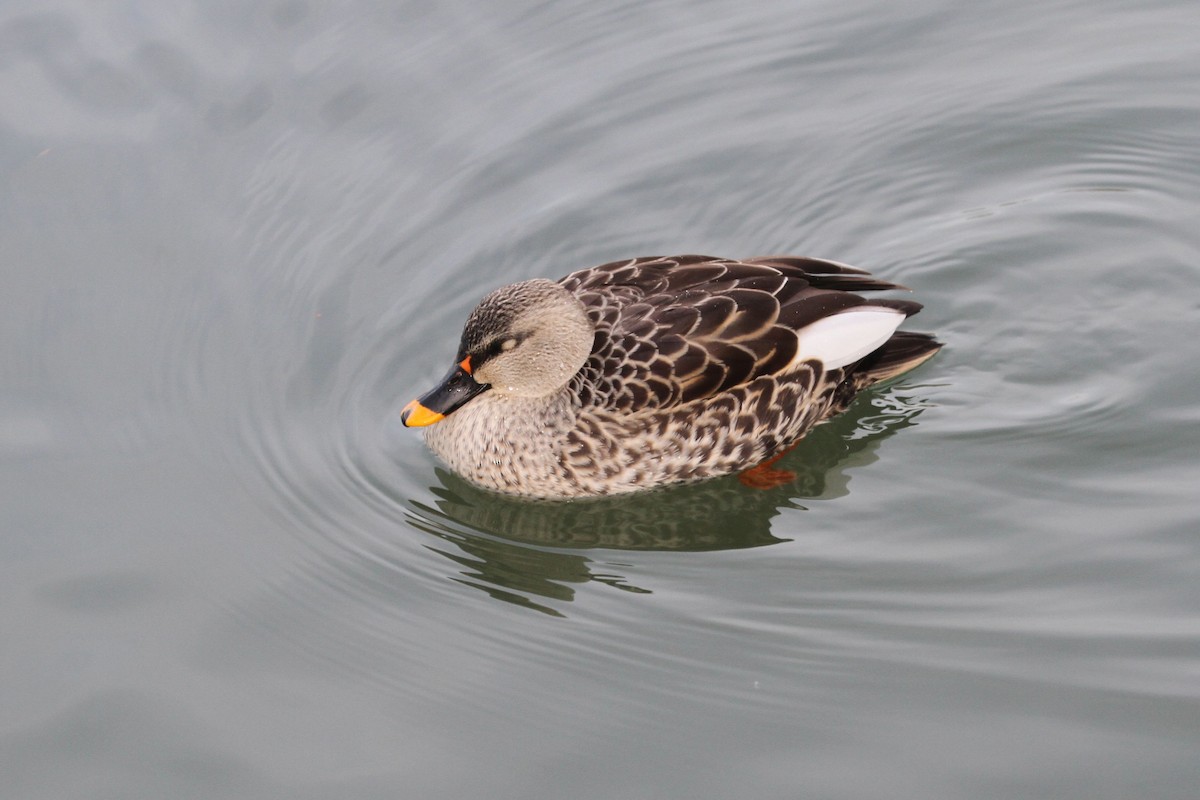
492,333 -> 528,354
468,333 -> 529,366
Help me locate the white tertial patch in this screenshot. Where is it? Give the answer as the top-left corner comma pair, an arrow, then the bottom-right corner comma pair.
790,307 -> 905,370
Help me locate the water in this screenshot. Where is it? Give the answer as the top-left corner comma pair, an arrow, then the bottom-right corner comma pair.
4,0 -> 1199,797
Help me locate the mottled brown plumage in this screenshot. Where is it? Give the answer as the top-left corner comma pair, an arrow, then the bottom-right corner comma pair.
402,255 -> 940,498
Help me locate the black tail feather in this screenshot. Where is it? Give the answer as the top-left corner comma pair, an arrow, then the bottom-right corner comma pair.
854,331 -> 942,386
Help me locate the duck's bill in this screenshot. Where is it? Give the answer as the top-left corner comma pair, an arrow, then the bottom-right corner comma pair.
399,399 -> 444,427
400,363 -> 488,427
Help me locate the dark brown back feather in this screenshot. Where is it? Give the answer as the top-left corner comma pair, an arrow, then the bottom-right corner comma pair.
561,255 -> 923,412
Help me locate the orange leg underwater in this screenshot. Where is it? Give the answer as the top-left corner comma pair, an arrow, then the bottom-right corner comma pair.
738,442 -> 801,490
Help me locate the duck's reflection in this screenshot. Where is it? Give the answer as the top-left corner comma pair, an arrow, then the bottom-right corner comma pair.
407,387 -> 933,615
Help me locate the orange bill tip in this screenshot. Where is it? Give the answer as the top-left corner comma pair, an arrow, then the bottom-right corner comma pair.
400,398 -> 445,427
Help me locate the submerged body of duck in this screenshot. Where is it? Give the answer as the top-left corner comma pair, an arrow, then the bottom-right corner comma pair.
401,254 -> 940,499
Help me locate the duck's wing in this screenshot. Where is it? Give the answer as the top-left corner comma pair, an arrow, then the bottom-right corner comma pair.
559,254 -> 923,413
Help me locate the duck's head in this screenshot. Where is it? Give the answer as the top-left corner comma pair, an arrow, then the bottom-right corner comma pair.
401,279 -> 593,426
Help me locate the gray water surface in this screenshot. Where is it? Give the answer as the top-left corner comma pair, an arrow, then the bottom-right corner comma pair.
4,1 -> 1200,798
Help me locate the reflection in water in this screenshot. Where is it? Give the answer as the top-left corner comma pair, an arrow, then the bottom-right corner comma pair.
406,386 -> 935,614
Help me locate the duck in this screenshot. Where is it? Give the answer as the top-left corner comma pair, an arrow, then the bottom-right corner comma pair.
401,254 -> 940,499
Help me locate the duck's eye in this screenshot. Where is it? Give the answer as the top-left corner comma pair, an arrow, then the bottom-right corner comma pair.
480,335 -> 524,362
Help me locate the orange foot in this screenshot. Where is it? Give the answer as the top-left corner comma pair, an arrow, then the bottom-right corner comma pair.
738,444 -> 800,490
738,463 -> 796,490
